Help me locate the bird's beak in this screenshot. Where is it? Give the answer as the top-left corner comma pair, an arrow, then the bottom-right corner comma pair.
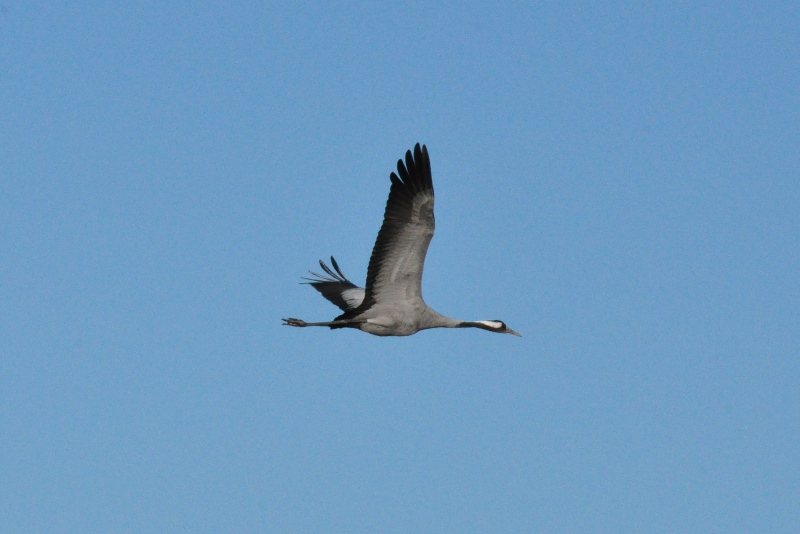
507,328 -> 522,337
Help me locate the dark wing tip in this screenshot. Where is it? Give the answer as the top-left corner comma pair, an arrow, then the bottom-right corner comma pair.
329,256 -> 348,280
413,143 -> 423,167
392,143 -> 432,195
419,144 -> 431,191
305,257 -> 352,285
405,149 -> 415,176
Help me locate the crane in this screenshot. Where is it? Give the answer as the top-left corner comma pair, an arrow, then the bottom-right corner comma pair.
282,143 -> 521,337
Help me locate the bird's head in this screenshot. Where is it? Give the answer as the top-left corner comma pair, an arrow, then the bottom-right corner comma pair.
473,320 -> 522,337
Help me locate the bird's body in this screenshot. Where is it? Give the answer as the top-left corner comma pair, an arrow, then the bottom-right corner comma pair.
282,143 -> 520,337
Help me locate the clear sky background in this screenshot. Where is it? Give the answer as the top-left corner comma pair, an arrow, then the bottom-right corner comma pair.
2,2 -> 798,532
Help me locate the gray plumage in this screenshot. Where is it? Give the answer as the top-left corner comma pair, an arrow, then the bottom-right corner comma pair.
282,143 -> 521,337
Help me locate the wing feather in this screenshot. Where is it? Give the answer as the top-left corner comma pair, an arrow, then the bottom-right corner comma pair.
353,143 -> 435,312
303,256 -> 365,311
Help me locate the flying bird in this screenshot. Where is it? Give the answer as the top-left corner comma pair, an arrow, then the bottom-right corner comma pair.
282,143 -> 521,337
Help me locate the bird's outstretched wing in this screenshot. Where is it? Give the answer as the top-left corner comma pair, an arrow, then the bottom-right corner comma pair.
303,257 -> 365,312
350,143 -> 435,313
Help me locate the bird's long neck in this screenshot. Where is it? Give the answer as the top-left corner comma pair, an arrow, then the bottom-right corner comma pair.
420,307 -> 463,329
420,309 -> 512,334
420,308 -> 497,330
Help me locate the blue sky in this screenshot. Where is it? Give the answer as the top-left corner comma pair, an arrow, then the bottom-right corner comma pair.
2,1 -> 798,532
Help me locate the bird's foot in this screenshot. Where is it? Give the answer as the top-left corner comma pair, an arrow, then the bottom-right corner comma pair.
282,317 -> 308,327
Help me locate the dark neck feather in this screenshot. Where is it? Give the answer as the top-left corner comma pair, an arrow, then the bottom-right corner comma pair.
459,320 -> 503,333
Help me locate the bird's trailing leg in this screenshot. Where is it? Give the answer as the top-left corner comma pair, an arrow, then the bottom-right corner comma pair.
282,317 -> 310,327
281,317 -> 364,328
